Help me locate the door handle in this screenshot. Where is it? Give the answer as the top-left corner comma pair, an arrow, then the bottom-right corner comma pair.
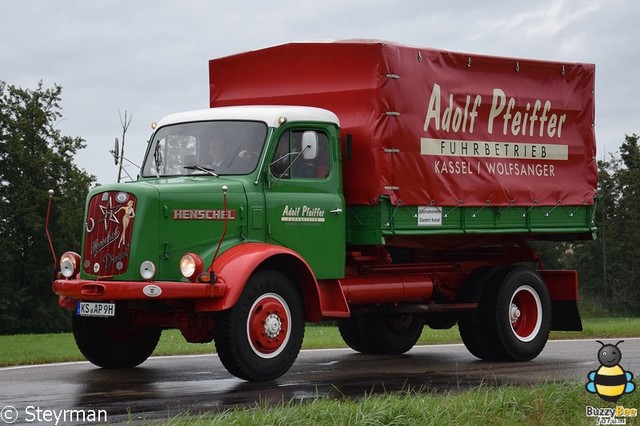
330,208 -> 343,215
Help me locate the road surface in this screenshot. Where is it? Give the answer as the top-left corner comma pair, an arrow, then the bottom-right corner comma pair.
1,338 -> 639,424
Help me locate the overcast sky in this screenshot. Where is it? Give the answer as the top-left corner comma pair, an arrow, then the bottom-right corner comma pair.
2,0 -> 638,184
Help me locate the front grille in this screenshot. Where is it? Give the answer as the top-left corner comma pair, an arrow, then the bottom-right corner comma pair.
82,191 -> 137,276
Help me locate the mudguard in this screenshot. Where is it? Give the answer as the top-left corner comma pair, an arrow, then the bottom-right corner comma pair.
195,242 -> 325,320
540,269 -> 583,331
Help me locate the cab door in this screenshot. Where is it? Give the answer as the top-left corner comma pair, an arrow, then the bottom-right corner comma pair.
264,126 -> 345,279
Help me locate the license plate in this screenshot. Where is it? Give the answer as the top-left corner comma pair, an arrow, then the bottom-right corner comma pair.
76,301 -> 116,318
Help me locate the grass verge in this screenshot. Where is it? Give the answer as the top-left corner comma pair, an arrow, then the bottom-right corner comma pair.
158,381 -> 640,426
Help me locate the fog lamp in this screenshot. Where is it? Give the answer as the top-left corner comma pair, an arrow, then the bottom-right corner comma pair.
60,251 -> 81,278
140,261 -> 156,280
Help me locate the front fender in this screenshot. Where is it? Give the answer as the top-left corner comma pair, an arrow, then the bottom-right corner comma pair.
195,242 -> 323,320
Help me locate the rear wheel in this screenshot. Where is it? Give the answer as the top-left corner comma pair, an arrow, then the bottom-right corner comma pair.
337,315 -> 373,353
72,311 -> 161,368
214,270 -> 305,381
459,266 -> 551,362
458,267 -> 504,360
357,312 -> 424,355
494,267 -> 551,361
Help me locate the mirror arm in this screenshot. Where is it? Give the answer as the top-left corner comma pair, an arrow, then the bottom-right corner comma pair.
268,146 -> 309,189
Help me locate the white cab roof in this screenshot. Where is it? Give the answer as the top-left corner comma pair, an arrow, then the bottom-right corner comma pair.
156,105 -> 340,128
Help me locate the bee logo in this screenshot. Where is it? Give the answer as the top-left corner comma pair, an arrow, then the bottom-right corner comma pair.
586,340 -> 636,403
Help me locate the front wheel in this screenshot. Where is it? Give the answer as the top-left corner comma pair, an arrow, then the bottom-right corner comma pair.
214,270 -> 305,381
72,311 -> 161,368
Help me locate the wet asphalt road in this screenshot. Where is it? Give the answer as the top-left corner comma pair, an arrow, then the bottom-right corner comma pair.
1,338 -> 639,424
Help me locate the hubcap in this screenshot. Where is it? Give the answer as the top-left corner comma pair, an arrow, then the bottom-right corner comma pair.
264,313 -> 282,338
246,293 -> 291,359
508,285 -> 542,342
510,304 -> 521,323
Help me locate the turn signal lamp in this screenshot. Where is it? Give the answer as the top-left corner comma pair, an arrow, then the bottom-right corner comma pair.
180,253 -> 203,282
60,251 -> 81,278
198,271 -> 217,284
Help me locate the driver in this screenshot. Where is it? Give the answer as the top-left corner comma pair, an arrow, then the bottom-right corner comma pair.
206,141 -> 227,169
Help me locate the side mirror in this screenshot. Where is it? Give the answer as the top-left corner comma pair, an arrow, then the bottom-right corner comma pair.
301,131 -> 318,160
153,141 -> 163,172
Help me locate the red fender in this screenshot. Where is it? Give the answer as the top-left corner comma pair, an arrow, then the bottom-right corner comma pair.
195,242 -> 324,321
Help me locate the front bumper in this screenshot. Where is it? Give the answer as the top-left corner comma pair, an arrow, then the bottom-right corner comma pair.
52,278 -> 227,301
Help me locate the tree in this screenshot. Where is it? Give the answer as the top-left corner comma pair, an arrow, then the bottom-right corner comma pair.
559,135 -> 640,316
0,81 -> 95,334
532,134 -> 640,316
610,134 -> 640,312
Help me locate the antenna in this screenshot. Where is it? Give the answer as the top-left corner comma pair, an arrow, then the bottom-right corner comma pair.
117,109 -> 133,183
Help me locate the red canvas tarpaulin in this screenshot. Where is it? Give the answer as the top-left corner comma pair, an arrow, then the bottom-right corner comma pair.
209,40 -> 597,207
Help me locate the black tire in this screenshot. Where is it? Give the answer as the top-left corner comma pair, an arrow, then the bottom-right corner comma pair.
494,267 -> 551,361
214,270 -> 305,382
458,266 -> 505,361
459,266 -> 551,362
72,312 -> 161,368
357,313 -> 424,355
338,315 -> 373,353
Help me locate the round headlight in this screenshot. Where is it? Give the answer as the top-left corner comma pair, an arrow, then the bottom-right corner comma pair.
60,251 -> 81,278
140,261 -> 156,280
180,253 -> 203,281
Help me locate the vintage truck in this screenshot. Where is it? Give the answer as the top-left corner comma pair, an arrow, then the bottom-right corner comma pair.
51,40 -> 597,381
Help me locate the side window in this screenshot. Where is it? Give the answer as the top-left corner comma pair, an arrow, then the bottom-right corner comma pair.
270,130 -> 329,179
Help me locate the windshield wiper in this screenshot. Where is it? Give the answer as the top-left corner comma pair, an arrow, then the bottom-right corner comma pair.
184,165 -> 219,177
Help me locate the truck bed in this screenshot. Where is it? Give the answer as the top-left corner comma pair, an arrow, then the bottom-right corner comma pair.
209,40 -> 597,243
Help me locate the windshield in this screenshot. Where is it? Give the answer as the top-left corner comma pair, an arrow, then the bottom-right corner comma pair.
141,120 -> 268,177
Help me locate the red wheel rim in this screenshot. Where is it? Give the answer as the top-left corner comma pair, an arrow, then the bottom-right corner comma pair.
509,285 -> 542,342
246,293 -> 291,358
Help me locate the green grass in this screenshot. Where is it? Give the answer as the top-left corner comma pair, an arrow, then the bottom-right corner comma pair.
0,333 -> 82,366
1,317 -> 639,367
154,381 -> 640,426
